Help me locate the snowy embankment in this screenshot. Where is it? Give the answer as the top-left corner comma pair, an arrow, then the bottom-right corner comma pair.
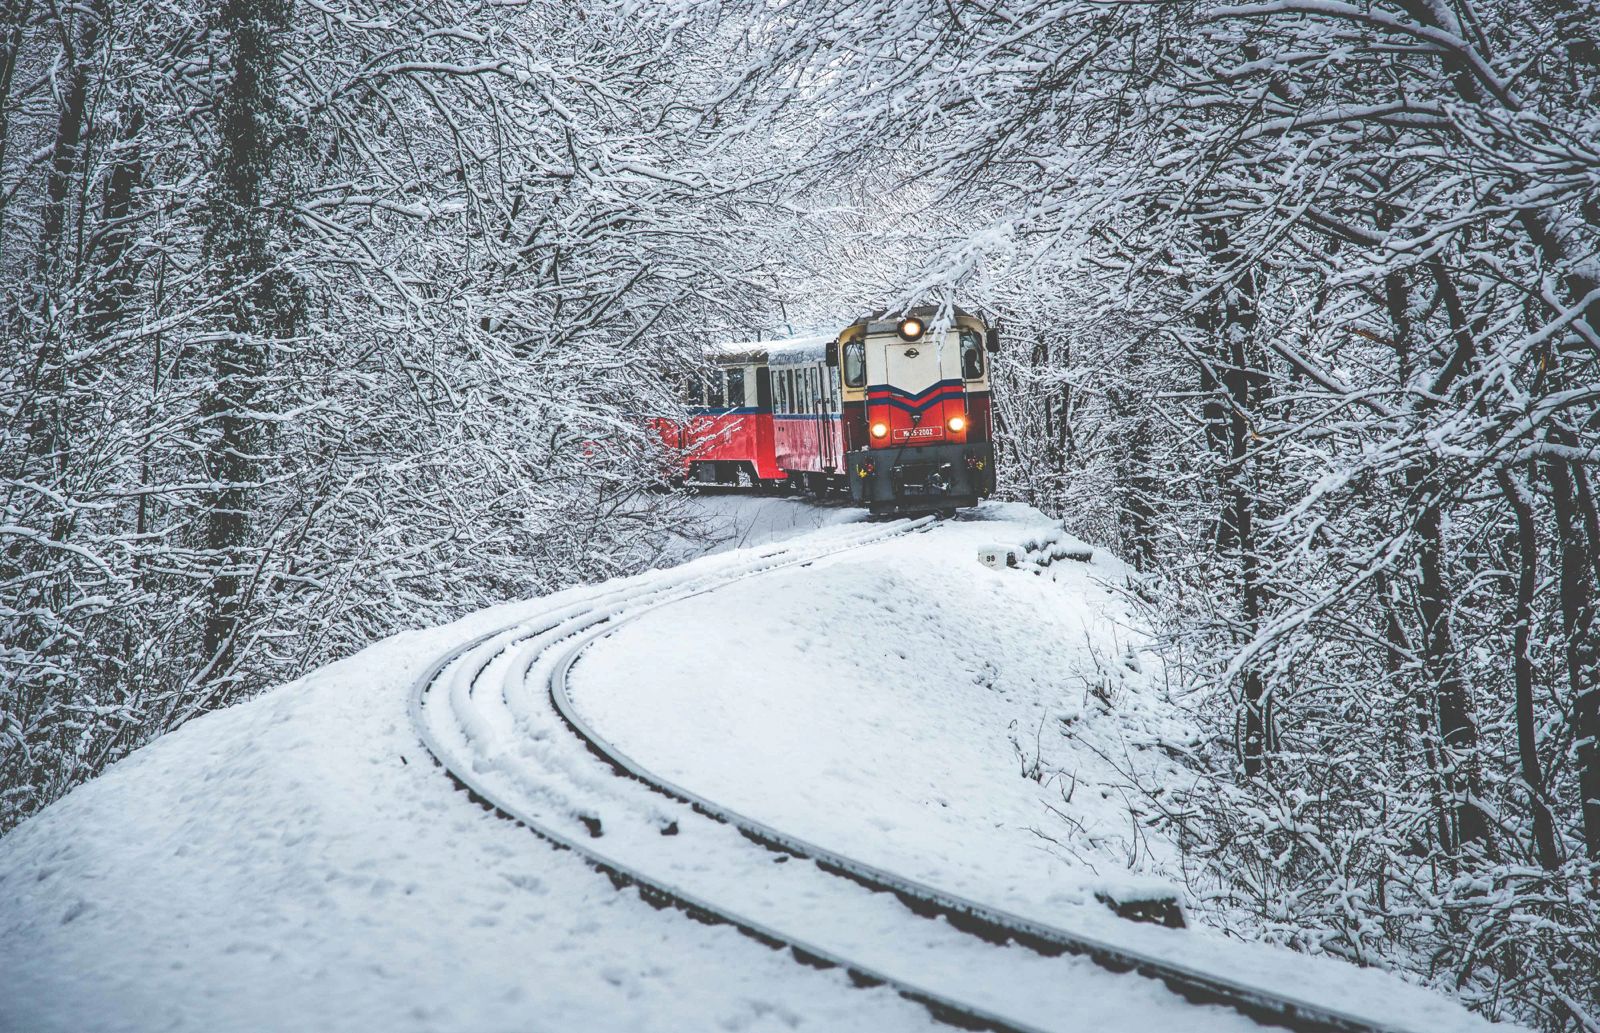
568,501 -> 1511,1033
1,499 -> 1508,1033
0,512 -> 930,1033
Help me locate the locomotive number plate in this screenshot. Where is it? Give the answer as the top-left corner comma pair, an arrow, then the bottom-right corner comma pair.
896,427 -> 941,440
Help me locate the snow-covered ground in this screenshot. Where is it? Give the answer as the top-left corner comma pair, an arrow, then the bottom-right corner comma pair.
571,501 -> 1509,1033
657,492 -> 865,563
0,498 -> 1510,1033
575,501 -> 1178,915
0,586 -> 938,1033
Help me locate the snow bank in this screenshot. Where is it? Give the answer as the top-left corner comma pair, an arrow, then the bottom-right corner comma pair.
0,497 -> 1516,1033
0,578 -> 937,1033
569,500 -> 1513,1033
659,493 -> 867,564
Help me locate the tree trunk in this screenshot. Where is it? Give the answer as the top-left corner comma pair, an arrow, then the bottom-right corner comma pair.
1201,226 -> 1269,777
1546,435 -> 1600,863
1412,257 -> 1490,851
1410,472 -> 1488,850
37,2 -> 101,285
86,104 -> 147,337
1495,465 -> 1561,869
0,0 -> 36,248
197,0 -> 296,699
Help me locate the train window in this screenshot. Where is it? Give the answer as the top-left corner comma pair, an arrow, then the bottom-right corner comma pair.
785,370 -> 797,413
687,378 -> 703,405
726,367 -> 745,408
842,340 -> 865,387
708,373 -> 725,408
756,367 -> 771,409
960,330 -> 984,380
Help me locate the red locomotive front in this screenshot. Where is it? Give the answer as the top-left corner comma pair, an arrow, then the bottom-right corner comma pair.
842,308 -> 997,515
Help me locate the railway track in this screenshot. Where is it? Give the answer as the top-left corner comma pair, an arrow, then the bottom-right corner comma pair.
411,518 -> 1419,1033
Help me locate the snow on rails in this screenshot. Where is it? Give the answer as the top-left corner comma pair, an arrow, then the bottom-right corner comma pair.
410,515 -> 1447,1033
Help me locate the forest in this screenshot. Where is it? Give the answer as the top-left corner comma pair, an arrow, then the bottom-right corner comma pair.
2,1 -> 1597,1028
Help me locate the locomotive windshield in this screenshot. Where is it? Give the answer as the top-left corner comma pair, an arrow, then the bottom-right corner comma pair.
960,330 -> 984,380
843,340 -> 865,387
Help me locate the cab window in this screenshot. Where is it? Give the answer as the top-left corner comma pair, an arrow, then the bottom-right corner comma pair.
842,340 -> 865,388
707,373 -> 725,408
726,367 -> 745,408
687,378 -> 703,406
960,331 -> 984,380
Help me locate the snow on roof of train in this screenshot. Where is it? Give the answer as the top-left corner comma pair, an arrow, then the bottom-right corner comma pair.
706,334 -> 835,366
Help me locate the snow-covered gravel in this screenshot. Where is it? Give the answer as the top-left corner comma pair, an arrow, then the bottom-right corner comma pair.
0,527 -> 939,1033
658,492 -> 865,563
0,498 -> 1515,1033
568,501 -> 1511,1033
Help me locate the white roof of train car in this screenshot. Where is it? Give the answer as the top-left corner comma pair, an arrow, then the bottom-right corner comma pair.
706,334 -> 835,367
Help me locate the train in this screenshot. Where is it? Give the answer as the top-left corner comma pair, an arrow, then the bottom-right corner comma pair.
654,307 -> 999,516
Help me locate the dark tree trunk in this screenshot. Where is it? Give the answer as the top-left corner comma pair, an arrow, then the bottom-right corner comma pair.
1410,480 -> 1488,850
197,0 -> 297,698
1199,225 -> 1269,776
24,2 -> 102,473
1546,437 -> 1600,862
1495,466 -> 1561,869
86,104 -> 147,337
37,2 -> 101,284
0,0 -> 35,247
1108,334 -> 1157,571
1409,257 -> 1490,851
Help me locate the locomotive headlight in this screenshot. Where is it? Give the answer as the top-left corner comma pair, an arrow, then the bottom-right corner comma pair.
870,421 -> 889,439
897,316 -> 925,341
947,414 -> 966,433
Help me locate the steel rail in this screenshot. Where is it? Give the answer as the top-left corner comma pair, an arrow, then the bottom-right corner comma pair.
411,520 -> 1060,1033
415,515 -> 1420,1033
547,563 -> 1425,1033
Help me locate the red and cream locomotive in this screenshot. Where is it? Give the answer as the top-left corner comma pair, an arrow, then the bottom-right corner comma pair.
656,308 -> 999,516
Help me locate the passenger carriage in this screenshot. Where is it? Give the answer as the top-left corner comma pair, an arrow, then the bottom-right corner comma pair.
657,340 -> 796,488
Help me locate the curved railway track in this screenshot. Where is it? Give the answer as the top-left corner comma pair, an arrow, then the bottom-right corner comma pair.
411,518 -> 1418,1033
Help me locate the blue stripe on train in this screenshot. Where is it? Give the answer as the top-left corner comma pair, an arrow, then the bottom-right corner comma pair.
867,389 -> 967,415
866,379 -> 964,401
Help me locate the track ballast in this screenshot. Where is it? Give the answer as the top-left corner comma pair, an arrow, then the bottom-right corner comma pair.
411,518 -> 1421,1033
